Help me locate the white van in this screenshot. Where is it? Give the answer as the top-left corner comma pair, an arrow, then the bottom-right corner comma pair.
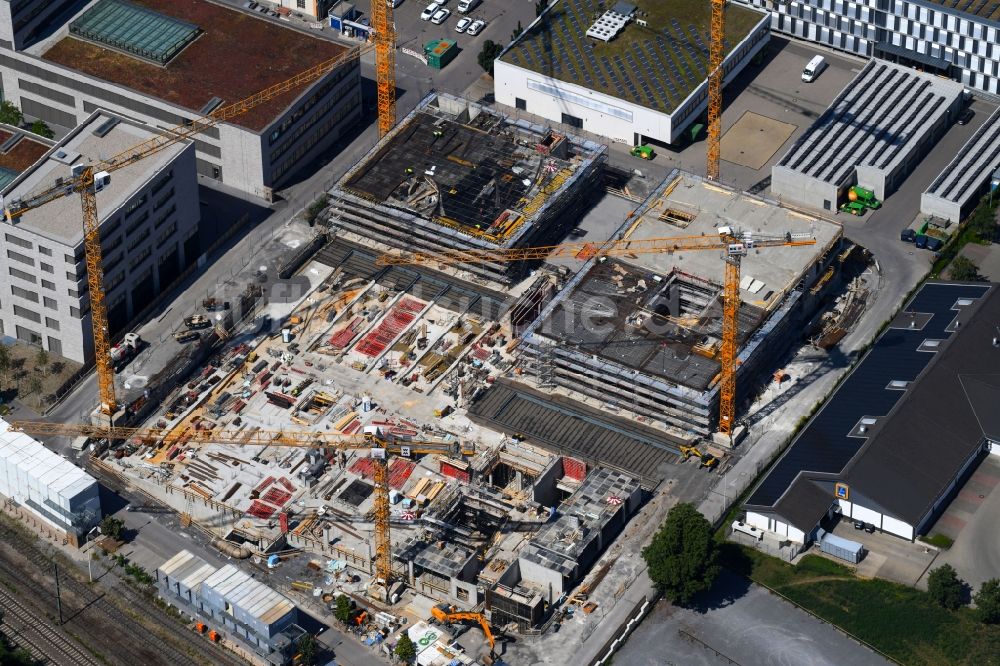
458,0 -> 480,13
801,55 -> 826,82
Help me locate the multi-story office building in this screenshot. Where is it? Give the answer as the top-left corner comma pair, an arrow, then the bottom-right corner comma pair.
0,110 -> 199,363
0,0 -> 81,51
739,0 -> 1000,94
0,0 -> 362,199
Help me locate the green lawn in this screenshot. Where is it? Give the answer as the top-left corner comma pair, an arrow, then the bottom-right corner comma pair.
721,546 -> 1000,665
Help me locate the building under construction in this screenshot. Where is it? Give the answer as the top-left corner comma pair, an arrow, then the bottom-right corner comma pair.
515,171 -> 845,440
327,93 -> 607,284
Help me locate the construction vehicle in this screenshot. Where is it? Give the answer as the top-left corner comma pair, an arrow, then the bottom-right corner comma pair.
847,185 -> 881,210
110,333 -> 142,373
175,330 -> 201,344
839,200 -> 867,216
184,314 -> 213,330
679,444 -> 719,470
376,226 -> 816,440
431,604 -> 497,659
0,10 -> 397,425
10,420 -> 472,601
630,144 -> 655,160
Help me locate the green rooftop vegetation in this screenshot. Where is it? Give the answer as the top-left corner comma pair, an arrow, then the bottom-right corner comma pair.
503,0 -> 765,114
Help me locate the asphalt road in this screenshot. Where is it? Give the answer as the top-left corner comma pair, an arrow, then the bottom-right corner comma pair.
615,571 -> 889,666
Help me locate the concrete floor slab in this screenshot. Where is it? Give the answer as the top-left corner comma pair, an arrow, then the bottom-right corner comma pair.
721,111 -> 797,170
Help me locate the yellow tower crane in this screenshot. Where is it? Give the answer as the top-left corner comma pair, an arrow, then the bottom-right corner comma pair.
9,420 -> 473,595
374,229 -> 816,438
2,36 -> 399,421
706,0 -> 726,182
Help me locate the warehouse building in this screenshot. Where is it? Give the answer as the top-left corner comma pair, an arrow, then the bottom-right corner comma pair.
739,0 -> 1000,95
921,108 -> 1000,222
327,93 -> 606,285
0,110 -> 199,363
0,0 -> 361,199
744,282 -> 999,548
157,550 -> 304,664
772,60 -> 965,211
494,0 -> 770,146
516,170 -> 843,438
0,418 -> 102,545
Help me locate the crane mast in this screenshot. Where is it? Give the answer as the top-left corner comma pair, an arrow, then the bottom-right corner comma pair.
706,0 -> 725,181
371,0 -> 397,137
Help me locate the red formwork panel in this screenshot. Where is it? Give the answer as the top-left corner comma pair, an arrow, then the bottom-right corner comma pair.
562,457 -> 586,481
440,461 -> 470,483
355,298 -> 425,358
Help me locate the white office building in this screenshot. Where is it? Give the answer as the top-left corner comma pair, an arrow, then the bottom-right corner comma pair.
0,110 -> 199,363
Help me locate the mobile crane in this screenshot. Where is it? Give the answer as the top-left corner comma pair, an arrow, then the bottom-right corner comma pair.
10,420 -> 470,599
375,227 -> 816,440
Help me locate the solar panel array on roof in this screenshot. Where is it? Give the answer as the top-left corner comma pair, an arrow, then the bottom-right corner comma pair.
70,0 -> 201,65
924,106 -> 1000,207
746,282 -> 991,509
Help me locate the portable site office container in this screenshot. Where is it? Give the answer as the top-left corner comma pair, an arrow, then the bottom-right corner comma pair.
818,530 -> 864,563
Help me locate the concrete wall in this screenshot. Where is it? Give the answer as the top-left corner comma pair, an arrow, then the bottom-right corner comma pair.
771,164 -> 843,212
493,11 -> 770,145
745,510 -> 807,544
518,555 -> 566,601
0,138 -> 199,363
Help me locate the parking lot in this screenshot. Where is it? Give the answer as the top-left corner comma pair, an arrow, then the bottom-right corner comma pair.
827,518 -> 937,587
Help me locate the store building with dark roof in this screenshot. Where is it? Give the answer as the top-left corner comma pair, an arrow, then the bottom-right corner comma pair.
743,281 -> 1000,547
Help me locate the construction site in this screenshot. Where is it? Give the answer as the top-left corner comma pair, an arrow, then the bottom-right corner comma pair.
327,93 -> 607,285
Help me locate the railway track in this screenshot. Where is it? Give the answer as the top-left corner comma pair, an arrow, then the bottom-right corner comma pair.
0,584 -> 103,666
0,521 -> 246,666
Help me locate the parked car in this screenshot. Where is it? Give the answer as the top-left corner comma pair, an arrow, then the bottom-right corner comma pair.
388,0 -> 404,6
455,17 -> 472,32
431,7 -> 450,23
467,18 -> 486,35
421,2 -> 440,20
958,107 -> 975,125
900,228 -> 915,242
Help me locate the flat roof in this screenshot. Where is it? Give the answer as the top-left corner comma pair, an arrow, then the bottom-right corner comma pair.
745,282 -> 995,530
0,418 -> 97,499
500,0 -> 764,114
340,99 -> 592,244
4,111 -> 188,246
775,60 -> 964,187
42,0 -> 349,132
0,130 -> 54,181
923,0 -> 1000,22
158,549 -> 218,591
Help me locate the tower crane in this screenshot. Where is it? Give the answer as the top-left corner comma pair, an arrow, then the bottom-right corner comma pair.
2,30 -> 397,421
374,228 -> 816,438
706,0 -> 726,181
9,420 -> 472,596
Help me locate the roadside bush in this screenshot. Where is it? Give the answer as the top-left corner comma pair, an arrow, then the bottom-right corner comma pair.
928,564 -> 966,610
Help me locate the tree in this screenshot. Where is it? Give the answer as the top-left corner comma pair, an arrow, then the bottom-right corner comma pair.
0,101 -> 22,126
477,41 -> 504,76
297,634 -> 318,665
535,0 -> 550,17
0,345 -> 10,386
642,503 -> 719,605
35,348 -> 50,376
395,632 -> 417,663
334,594 -> 352,624
100,515 -> 125,541
975,578 -> 1000,624
26,376 -> 42,397
511,21 -> 523,43
949,255 -> 981,281
927,564 -> 965,610
28,119 -> 53,139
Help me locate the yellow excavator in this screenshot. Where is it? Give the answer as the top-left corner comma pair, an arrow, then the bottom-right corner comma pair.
431,603 -> 498,661
679,444 -> 719,470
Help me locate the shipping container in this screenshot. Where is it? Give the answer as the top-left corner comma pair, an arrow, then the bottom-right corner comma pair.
818,530 -> 864,563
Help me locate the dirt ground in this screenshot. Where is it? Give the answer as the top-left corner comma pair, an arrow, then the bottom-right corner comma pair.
0,342 -> 82,413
